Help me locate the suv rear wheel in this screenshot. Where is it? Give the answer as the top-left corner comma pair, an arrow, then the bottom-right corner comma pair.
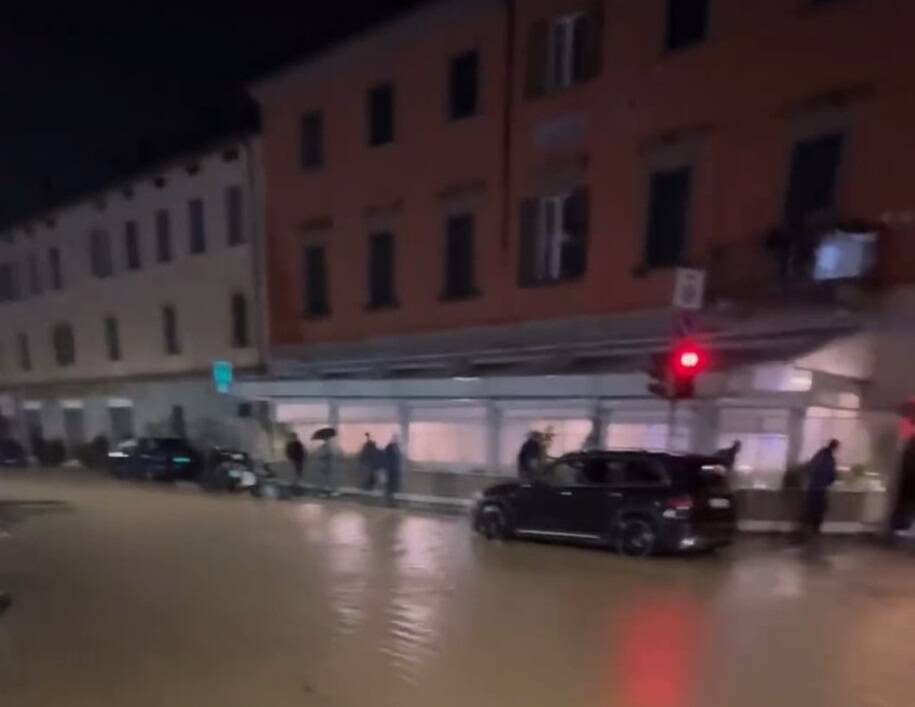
617,517 -> 657,557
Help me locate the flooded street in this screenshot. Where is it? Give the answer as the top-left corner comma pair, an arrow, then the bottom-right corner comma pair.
1,471 -> 914,707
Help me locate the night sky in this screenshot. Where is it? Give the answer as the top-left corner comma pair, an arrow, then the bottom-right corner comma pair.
0,0 -> 421,229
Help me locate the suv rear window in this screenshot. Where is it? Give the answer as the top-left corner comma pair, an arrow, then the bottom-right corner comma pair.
667,458 -> 730,494
622,459 -> 666,486
153,438 -> 191,453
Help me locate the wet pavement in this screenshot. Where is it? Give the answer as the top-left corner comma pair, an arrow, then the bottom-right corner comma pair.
1,470 -> 914,707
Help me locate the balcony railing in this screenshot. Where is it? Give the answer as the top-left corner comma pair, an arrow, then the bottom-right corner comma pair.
705,221 -> 881,305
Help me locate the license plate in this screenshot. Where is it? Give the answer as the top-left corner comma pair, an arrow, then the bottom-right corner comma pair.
709,498 -> 731,509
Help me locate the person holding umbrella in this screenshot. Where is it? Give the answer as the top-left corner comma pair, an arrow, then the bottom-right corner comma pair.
312,427 -> 338,496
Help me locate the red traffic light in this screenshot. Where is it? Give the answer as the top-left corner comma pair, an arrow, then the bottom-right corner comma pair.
679,350 -> 700,369
671,342 -> 706,377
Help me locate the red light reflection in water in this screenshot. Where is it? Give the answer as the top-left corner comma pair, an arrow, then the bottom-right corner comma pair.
611,597 -> 706,707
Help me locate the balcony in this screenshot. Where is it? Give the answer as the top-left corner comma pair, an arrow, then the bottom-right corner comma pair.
705,219 -> 882,308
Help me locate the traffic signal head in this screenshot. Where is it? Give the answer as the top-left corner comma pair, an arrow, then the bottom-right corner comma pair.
671,341 -> 706,377
670,341 -> 706,399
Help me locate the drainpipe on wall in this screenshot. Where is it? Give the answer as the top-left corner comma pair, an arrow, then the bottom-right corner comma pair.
242,136 -> 271,377
500,0 -> 517,257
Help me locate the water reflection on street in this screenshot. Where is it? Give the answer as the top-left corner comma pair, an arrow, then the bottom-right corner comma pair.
1,472 -> 914,707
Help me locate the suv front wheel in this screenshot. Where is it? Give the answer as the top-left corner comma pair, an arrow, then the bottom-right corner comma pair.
478,504 -> 511,540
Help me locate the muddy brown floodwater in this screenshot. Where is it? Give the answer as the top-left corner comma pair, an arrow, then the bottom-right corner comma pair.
1,471 -> 914,707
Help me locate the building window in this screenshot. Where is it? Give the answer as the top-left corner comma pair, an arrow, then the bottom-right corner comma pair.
368,231 -> 397,308
665,0 -> 709,52
125,220 -> 142,271
225,186 -> 244,246
784,132 -> 844,227
18,332 -> 31,372
104,316 -> 121,362
189,198 -> 206,254
156,209 -> 172,263
303,245 -> 330,317
0,263 -> 16,302
52,322 -> 76,367
367,83 -> 395,147
28,254 -> 42,296
300,111 -> 324,169
89,229 -> 113,278
48,247 -> 63,290
162,305 -> 180,355
526,3 -> 603,97
645,166 -> 692,268
519,188 -> 589,285
443,214 -> 477,299
230,292 -> 249,348
449,50 -> 480,120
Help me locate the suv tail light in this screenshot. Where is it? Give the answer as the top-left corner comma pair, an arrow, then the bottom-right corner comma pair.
665,495 -> 694,512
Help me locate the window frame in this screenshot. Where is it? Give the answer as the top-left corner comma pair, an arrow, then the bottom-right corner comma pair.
783,131 -> 845,227
549,13 -> 584,91
89,229 -> 114,279
644,164 -> 693,269
18,332 -> 31,372
27,253 -> 42,296
367,82 -> 395,147
442,213 -> 478,300
155,209 -> 172,263
124,220 -> 142,271
300,110 -> 324,170
48,247 -> 63,291
230,292 -> 249,349
104,316 -> 121,362
664,0 -> 710,53
52,322 -> 76,367
162,304 -> 180,356
225,185 -> 245,246
188,198 -> 206,255
303,244 -> 331,318
448,49 -> 480,121
367,231 -> 398,310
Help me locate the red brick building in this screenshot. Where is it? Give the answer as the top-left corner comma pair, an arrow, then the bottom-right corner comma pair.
245,0 -> 915,523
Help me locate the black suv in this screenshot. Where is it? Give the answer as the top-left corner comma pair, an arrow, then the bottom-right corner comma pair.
472,451 -> 736,556
108,438 -> 202,481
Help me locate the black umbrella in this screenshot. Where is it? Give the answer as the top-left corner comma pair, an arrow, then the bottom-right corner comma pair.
311,427 -> 337,441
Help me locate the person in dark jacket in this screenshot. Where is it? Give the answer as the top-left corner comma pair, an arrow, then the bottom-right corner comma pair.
716,441 -> 742,471
359,433 -> 381,491
805,439 -> 839,537
517,432 -> 543,482
383,436 -> 402,503
285,434 -> 307,485
890,437 -> 915,533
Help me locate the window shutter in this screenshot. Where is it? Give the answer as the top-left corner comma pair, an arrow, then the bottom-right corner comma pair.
525,20 -> 549,98
518,198 -> 540,285
574,1 -> 604,82
564,187 -> 590,278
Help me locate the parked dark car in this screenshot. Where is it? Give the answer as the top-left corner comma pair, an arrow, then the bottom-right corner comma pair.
0,439 -> 27,467
108,437 -> 203,481
472,451 -> 736,556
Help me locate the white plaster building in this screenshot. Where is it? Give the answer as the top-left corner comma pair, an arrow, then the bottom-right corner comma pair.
0,138 -> 266,455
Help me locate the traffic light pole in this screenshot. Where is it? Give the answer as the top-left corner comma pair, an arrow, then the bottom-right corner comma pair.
666,397 -> 677,451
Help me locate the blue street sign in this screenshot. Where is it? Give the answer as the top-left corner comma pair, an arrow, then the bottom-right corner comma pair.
212,360 -> 233,394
